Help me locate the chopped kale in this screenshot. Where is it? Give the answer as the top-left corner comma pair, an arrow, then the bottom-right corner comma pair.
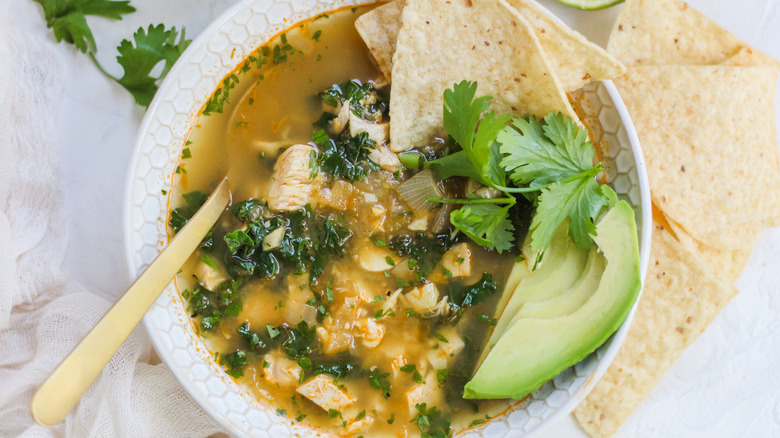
389,232 -> 454,278
169,190 -> 208,233
185,279 -> 243,332
311,219 -> 352,281
412,403 -> 452,438
219,350 -> 247,378
281,321 -> 317,358
448,273 -> 497,309
318,79 -> 388,122
311,129 -> 376,183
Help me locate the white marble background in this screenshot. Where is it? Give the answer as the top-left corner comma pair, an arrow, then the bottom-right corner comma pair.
47,0 -> 780,436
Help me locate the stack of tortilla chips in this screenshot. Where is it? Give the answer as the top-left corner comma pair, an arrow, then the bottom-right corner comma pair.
356,0 -> 780,436
573,0 -> 780,436
355,0 -> 625,151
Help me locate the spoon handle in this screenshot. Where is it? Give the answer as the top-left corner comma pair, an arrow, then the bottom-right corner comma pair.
30,178 -> 231,427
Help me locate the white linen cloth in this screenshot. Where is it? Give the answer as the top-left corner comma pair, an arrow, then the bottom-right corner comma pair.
1,0 -> 779,437
0,1 -> 225,436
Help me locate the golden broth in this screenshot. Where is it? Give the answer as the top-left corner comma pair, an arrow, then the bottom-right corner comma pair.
171,6 -> 524,437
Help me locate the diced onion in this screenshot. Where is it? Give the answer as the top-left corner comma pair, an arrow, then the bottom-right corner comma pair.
396,169 -> 443,212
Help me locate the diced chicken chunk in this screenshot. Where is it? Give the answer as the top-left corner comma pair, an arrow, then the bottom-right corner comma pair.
329,100 -> 351,135
407,216 -> 429,231
318,296 -> 365,354
349,112 -> 389,146
440,243 -> 472,278
355,318 -> 384,348
368,145 -> 401,172
405,372 -> 443,410
344,415 -> 374,435
263,351 -> 302,387
194,256 -> 228,291
267,144 -> 317,212
426,327 -> 466,369
402,282 -> 440,315
297,375 -> 354,411
357,244 -> 398,272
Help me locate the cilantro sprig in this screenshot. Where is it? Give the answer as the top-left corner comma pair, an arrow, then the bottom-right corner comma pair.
94,25 -> 191,107
32,0 -> 191,108
34,0 -> 136,53
427,80 -> 614,253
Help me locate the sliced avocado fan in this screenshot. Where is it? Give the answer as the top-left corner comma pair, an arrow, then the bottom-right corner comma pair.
464,200 -> 641,400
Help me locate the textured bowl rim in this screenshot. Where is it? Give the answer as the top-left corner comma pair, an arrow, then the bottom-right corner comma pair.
122,1 -> 652,436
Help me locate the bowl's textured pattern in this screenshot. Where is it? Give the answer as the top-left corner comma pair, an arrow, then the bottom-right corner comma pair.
124,1 -> 650,436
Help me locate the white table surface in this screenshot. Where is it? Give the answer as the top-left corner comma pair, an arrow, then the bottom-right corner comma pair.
55,0 -> 780,436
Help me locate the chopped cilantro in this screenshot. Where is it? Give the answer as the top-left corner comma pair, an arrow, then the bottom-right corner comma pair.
219,350 -> 247,378
368,368 -> 391,399
400,364 -> 423,383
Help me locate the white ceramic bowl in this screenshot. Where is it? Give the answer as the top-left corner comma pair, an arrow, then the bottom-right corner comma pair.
123,1 -> 652,436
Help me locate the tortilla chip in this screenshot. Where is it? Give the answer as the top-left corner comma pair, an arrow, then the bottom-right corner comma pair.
719,46 -> 777,67
653,203 -> 756,285
389,0 -> 575,150
612,65 -> 780,250
574,220 -> 738,438
504,0 -> 625,91
607,0 -> 780,67
354,0 -> 403,82
358,0 -> 625,91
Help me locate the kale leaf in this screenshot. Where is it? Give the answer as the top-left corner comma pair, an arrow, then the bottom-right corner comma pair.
449,273 -> 497,309
312,129 -> 376,183
319,79 -> 388,122
389,232 -> 454,278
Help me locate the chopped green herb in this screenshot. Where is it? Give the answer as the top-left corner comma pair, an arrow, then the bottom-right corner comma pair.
400,364 -> 423,383
199,253 -> 218,269
395,278 -> 410,288
219,350 -> 247,378
435,333 -> 449,343
477,314 -> 497,325
266,324 -> 281,338
312,30 -> 322,41
182,148 -> 192,159
368,368 -> 391,399
412,403 -> 451,438
371,235 -> 387,247
436,369 -> 449,385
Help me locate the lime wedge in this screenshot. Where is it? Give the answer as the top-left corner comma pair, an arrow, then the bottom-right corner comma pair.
555,0 -> 624,11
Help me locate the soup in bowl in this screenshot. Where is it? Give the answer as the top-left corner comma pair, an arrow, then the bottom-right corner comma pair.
125,1 -> 650,437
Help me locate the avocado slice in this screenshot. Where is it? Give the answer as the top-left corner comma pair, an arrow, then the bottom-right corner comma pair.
464,201 -> 641,400
488,222 -> 590,348
514,246 -> 605,320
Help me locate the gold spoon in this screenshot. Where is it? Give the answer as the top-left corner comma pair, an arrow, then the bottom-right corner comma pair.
30,178 -> 231,427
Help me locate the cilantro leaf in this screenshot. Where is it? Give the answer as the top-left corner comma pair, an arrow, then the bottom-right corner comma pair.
499,113 -> 594,188
34,0 -> 136,53
450,203 -> 514,253
529,169 -> 609,251
114,24 -> 191,107
499,112 -> 612,251
429,80 -> 511,188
